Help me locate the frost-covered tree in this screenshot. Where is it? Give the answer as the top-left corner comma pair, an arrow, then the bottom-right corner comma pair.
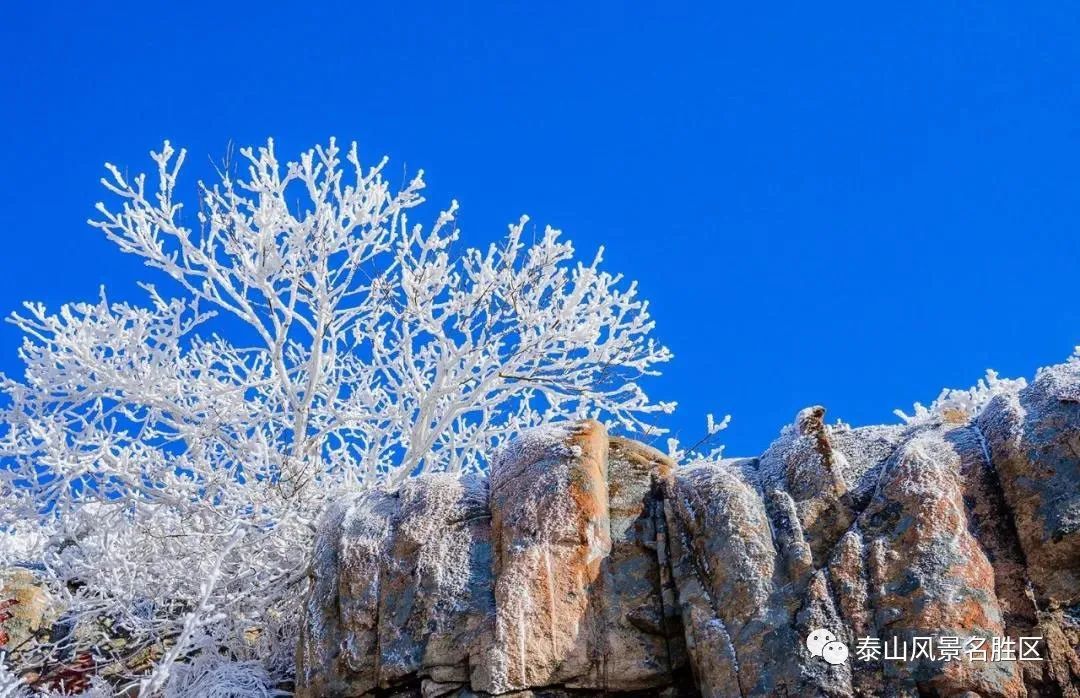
0,139 -> 673,694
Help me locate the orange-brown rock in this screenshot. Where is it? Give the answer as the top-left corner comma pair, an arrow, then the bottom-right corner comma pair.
479,420 -> 611,692
0,568 -> 52,656
297,358 -> 1080,697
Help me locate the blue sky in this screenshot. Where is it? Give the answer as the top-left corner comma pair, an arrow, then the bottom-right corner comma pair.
2,3 -> 1079,457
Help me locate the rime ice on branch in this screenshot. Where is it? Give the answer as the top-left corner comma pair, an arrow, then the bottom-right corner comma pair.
0,139 -> 673,693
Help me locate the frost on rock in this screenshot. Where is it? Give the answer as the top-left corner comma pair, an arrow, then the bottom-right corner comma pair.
378,474 -> 492,686
298,474 -> 498,695
296,420 -> 691,697
487,422 -> 577,493
481,420 -> 611,693
977,357 -> 1080,610
662,463 -> 774,695
297,488 -> 400,695
297,358 -> 1080,697
826,422 -> 906,504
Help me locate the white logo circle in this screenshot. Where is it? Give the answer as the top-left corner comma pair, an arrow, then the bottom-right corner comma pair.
821,640 -> 849,665
806,628 -> 837,657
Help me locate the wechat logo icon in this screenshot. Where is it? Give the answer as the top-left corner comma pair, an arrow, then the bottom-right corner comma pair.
806,628 -> 849,665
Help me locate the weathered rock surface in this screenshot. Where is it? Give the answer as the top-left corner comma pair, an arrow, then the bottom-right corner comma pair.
298,361 -> 1080,697
0,568 -> 52,655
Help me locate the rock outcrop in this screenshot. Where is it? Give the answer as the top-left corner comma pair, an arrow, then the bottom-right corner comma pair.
297,361 -> 1080,697
0,568 -> 52,656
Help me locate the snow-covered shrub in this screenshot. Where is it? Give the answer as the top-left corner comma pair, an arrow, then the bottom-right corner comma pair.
0,664 -> 28,698
157,652 -> 286,698
894,368 -> 1027,425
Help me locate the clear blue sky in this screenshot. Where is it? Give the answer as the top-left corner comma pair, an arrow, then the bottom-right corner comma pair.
2,3 -> 1079,456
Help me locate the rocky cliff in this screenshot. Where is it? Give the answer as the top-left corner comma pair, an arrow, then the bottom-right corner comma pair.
296,360 -> 1080,697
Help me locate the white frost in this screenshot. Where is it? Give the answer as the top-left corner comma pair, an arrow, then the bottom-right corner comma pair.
895,369 -> 1027,425
0,140 -> 672,692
